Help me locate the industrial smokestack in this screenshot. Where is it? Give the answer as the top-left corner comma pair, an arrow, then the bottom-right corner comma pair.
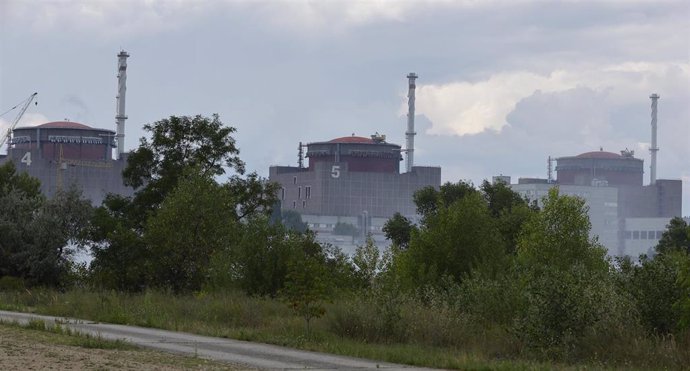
405,72 -> 418,173
649,93 -> 660,185
115,50 -> 129,159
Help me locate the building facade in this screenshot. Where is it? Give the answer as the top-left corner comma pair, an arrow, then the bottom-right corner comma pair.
0,121 -> 133,205
269,134 -> 441,252
509,149 -> 682,258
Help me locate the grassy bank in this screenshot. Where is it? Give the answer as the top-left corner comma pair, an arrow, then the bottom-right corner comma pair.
0,288 -> 686,370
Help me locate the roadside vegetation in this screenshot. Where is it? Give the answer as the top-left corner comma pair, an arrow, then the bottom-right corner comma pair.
1,114 -> 689,370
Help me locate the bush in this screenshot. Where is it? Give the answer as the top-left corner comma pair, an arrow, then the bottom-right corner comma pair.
0,276 -> 25,291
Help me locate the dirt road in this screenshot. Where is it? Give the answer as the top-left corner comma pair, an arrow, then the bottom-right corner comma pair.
0,310 -> 430,370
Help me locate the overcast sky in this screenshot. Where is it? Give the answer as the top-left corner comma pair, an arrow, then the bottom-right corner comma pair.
1,0 -> 688,214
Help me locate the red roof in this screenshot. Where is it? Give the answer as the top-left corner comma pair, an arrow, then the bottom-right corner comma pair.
36,121 -> 92,129
328,136 -> 375,144
575,151 -> 622,159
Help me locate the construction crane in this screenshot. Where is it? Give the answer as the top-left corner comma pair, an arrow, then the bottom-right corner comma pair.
0,92 -> 38,151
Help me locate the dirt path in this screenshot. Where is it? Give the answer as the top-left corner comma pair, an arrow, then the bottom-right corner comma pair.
0,323 -> 240,370
0,310 -> 431,370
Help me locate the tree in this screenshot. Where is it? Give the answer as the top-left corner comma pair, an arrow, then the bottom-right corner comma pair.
413,181 -> 476,221
283,251 -> 329,335
514,188 -> 623,352
121,114 -> 246,227
280,210 -> 308,233
398,192 -> 507,288
382,212 -> 413,249
88,114 -> 278,292
656,217 -> 690,255
517,188 -> 608,273
353,234 -> 382,288
480,180 -> 535,254
145,169 -> 239,292
0,161 -> 41,198
0,167 -> 92,288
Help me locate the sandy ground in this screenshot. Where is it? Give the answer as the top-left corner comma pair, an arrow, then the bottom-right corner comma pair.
0,324 -> 243,370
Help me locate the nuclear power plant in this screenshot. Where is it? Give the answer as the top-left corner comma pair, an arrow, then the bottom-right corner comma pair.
0,50 -> 682,258
270,73 -> 441,250
509,94 -> 682,258
0,51 -> 134,205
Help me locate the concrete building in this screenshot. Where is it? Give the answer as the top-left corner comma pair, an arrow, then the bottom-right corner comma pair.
0,50 -> 133,205
270,134 -> 440,253
0,121 -> 132,205
510,148 -> 682,258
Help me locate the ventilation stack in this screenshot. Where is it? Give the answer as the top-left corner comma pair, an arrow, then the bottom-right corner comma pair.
649,93 -> 659,185
115,50 -> 129,159
405,72 -> 418,173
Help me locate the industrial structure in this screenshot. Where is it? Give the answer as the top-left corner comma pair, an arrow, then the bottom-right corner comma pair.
270,73 -> 441,251
0,51 -> 134,205
509,94 -> 682,258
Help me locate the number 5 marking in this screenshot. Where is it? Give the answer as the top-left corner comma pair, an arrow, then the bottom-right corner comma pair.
331,165 -> 340,178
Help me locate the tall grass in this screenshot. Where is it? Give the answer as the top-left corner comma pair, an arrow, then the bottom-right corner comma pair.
0,288 -> 687,370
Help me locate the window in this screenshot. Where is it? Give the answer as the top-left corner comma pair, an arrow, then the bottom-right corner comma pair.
633,231 -> 639,240
305,186 -> 311,199
641,231 -> 647,239
293,176 -> 297,184
280,188 -> 285,200
292,201 -> 296,209
648,231 -> 655,240
298,186 -> 302,199
656,231 -> 663,239
624,231 -> 632,239
302,200 -> 306,208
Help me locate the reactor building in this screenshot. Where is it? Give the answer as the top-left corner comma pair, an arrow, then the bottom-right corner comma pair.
0,51 -> 134,205
269,73 -> 441,250
509,94 -> 682,258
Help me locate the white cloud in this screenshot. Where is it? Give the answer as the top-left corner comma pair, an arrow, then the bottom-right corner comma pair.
410,62 -> 690,137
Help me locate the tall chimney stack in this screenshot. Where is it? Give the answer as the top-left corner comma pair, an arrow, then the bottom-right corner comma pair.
405,72 -> 418,173
649,93 -> 659,185
116,50 -> 129,159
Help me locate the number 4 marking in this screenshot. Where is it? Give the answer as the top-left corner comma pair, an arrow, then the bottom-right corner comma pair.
21,152 -> 32,166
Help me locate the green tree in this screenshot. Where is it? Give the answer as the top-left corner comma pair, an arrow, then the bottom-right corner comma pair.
353,234 -> 382,288
656,217 -> 690,255
480,180 -> 536,254
0,167 -> 92,288
88,114 -> 278,292
382,212 -> 414,249
413,181 -> 476,221
517,188 -> 608,273
145,169 -> 239,292
280,210 -> 308,233
283,251 -> 329,335
515,188 -> 625,353
398,192 -> 506,288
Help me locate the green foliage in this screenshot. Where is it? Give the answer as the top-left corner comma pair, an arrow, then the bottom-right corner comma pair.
616,252 -> 688,335
145,169 -> 239,292
280,210 -> 308,233
397,192 -> 507,288
352,234 -> 382,288
480,180 -> 536,254
0,166 -> 92,287
656,217 -> 690,255
88,114 -> 278,292
413,180 -> 476,221
677,255 -> 690,331
382,212 -> 414,249
282,249 -> 329,334
517,188 -> 608,274
0,161 -> 42,198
